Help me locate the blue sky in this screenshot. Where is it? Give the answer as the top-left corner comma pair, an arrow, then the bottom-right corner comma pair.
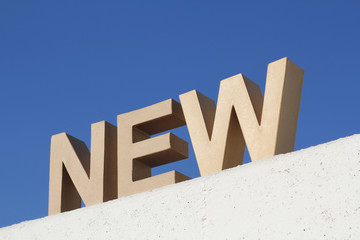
1,0 -> 359,228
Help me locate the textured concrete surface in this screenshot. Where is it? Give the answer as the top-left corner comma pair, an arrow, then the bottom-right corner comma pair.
1,135 -> 360,239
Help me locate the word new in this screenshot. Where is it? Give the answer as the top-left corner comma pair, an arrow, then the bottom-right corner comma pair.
49,57 -> 304,215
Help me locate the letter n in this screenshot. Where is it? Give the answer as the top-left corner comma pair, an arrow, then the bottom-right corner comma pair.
48,121 -> 117,215
180,57 -> 304,176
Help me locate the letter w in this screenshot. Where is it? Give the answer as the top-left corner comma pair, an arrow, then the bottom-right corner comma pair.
179,57 -> 304,176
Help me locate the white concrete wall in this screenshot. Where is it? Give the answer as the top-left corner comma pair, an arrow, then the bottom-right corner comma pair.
1,135 -> 360,240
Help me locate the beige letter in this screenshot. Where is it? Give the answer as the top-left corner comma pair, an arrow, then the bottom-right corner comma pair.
180,57 -> 304,176
117,99 -> 190,198
48,121 -> 117,215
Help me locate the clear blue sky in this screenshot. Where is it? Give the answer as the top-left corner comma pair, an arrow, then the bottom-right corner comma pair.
1,0 -> 359,228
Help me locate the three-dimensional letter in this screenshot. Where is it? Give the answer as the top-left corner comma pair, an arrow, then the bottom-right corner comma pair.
48,121 -> 117,215
180,57 -> 304,176
117,99 -> 190,198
